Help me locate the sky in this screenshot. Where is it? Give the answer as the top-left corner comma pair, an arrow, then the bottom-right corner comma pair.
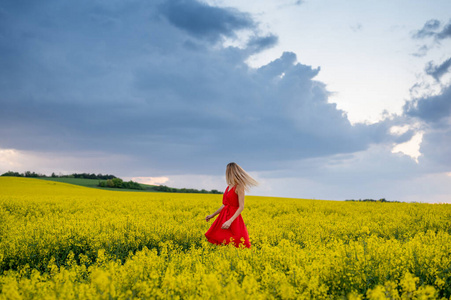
1,0 -> 451,202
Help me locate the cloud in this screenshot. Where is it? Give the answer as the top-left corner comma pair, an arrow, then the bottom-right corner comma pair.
158,0 -> 254,43
419,127 -> 451,170
4,0 -> 451,205
425,57 -> 451,81
412,19 -> 441,39
249,143 -> 448,202
411,45 -> 429,57
399,79 -> 451,189
437,19 -> 451,40
411,19 -> 451,56
246,34 -> 279,53
0,0 -> 407,177
391,132 -> 423,163
411,18 -> 451,41
129,176 -> 169,185
0,148 -> 135,176
403,84 -> 451,124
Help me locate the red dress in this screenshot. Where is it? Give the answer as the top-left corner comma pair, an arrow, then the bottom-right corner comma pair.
205,185 -> 251,248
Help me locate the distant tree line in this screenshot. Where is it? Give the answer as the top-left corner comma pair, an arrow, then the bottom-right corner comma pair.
60,173 -> 116,180
1,171 -> 46,178
153,185 -> 222,194
345,198 -> 400,203
1,171 -> 116,180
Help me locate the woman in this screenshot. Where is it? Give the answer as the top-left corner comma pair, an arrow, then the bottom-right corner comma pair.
205,162 -> 258,248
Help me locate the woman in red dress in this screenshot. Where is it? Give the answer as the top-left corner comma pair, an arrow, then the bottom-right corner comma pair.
205,162 -> 258,248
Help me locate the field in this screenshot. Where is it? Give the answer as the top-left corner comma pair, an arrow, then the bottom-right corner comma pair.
36,177 -> 157,192
0,177 -> 450,299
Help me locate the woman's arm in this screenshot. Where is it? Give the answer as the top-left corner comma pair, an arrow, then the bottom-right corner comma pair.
211,204 -> 225,217
224,185 -> 245,225
206,204 -> 225,221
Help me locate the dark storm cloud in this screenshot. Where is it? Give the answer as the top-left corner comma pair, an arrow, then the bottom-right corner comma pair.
437,20 -> 451,40
403,84 -> 451,174
400,60 -> 451,177
404,84 -> 451,124
0,0 -> 401,175
419,128 -> 451,169
425,57 -> 451,81
158,0 -> 254,42
246,34 -> 279,53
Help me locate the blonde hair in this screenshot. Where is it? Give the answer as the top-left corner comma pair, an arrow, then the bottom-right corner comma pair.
226,162 -> 259,192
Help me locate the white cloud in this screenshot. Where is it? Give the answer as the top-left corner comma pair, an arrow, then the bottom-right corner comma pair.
129,176 -> 170,186
0,148 -> 21,169
389,125 -> 410,135
0,148 -> 135,176
392,131 -> 424,163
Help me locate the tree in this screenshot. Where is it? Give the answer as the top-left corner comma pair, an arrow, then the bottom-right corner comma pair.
1,171 -> 23,177
111,178 -> 123,188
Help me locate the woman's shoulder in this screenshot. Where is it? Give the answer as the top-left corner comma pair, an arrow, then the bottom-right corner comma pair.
234,184 -> 245,194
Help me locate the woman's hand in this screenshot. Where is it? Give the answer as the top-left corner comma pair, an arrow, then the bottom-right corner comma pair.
221,220 -> 232,229
205,214 -> 214,222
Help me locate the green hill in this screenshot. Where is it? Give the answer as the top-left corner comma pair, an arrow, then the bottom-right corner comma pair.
37,177 -> 158,192
1,171 -> 223,194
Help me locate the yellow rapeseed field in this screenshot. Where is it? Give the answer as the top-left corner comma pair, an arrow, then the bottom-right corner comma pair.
0,177 -> 450,299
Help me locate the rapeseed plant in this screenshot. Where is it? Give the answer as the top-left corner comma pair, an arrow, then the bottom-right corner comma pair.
0,177 -> 450,299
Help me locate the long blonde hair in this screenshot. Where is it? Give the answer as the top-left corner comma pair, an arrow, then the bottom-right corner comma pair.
226,162 -> 259,192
